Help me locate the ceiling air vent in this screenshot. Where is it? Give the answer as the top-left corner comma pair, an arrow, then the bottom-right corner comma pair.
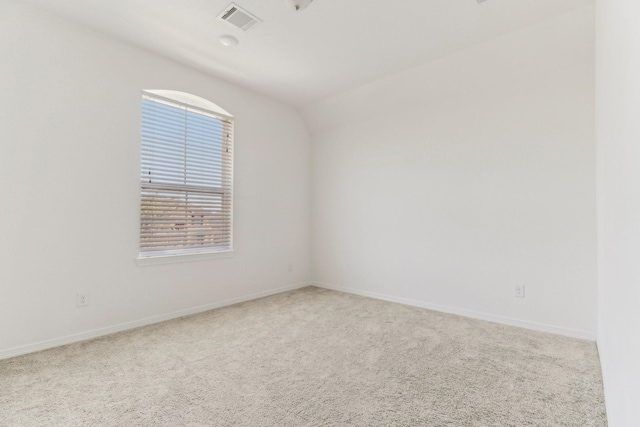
217,3 -> 262,31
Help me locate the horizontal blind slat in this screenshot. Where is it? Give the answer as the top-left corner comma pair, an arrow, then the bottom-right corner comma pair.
140,140 -> 231,156
142,122 -> 233,141
141,155 -> 231,172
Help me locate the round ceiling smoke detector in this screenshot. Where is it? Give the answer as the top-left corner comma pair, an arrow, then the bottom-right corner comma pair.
219,35 -> 239,47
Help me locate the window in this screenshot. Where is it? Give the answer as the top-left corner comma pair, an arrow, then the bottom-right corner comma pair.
139,90 -> 233,259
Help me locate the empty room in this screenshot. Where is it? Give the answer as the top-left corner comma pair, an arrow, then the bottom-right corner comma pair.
1,0 -> 638,425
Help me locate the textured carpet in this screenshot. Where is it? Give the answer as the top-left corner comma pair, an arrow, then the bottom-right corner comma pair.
0,287 -> 606,426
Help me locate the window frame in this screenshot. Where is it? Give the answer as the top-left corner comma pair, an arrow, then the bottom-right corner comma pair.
137,90 -> 235,264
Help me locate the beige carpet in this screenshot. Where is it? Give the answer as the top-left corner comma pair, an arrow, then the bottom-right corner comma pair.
0,287 -> 606,426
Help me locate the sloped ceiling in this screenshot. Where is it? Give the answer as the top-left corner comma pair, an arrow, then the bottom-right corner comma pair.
23,0 -> 593,107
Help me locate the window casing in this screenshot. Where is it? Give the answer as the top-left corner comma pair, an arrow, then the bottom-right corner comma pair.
139,91 -> 233,258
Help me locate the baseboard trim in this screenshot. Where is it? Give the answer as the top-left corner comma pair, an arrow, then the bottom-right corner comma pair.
313,282 -> 596,341
0,282 -> 310,361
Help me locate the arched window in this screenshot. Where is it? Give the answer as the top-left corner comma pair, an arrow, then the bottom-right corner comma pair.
139,90 -> 233,259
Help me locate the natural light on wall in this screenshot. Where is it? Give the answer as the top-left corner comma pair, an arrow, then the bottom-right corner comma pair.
138,90 -> 234,264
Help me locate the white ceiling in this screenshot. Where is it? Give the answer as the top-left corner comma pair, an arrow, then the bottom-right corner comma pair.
23,0 -> 593,107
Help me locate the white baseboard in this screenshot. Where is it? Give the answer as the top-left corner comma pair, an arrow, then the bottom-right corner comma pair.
313,282 -> 596,341
0,282 -> 310,361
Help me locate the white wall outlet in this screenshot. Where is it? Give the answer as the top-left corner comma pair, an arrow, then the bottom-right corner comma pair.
77,293 -> 90,307
515,284 -> 525,298
287,262 -> 293,272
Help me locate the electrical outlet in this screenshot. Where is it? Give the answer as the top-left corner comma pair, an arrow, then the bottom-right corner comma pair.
515,285 -> 525,298
77,293 -> 90,307
287,263 -> 293,272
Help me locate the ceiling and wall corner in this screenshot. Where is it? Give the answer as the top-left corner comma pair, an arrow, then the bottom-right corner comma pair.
20,0 -> 594,107
300,4 -> 596,133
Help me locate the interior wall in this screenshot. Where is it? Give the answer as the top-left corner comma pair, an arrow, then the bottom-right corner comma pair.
305,6 -> 597,339
595,0 -> 640,425
0,1 -> 311,355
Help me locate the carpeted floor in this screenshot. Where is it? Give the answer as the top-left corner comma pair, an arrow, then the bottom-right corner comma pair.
0,287 -> 607,426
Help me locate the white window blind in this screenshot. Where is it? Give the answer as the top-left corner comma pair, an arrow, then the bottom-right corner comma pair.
139,91 -> 233,257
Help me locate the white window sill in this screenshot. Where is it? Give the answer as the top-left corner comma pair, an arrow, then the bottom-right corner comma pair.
136,250 -> 235,266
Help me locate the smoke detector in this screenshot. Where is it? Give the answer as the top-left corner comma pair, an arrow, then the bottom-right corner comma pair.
217,3 -> 262,31
219,35 -> 239,47
285,0 -> 314,11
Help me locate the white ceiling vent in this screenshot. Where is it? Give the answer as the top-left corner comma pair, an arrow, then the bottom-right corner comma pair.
218,3 -> 262,31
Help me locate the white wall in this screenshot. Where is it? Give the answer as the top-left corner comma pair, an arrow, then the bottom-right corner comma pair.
596,0 -> 640,425
305,6 -> 597,339
0,1 -> 311,356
